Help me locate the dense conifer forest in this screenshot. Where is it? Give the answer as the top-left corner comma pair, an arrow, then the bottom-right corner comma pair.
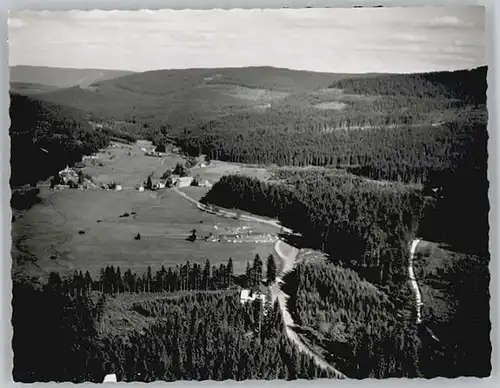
12,258 -> 334,382
202,173 -> 424,290
283,262 -> 420,378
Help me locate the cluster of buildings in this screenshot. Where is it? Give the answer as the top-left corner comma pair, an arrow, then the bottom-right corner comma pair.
137,175 -> 212,192
144,150 -> 164,158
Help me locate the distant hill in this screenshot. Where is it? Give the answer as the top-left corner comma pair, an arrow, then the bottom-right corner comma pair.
10,65 -> 135,89
10,82 -> 59,95
14,65 -> 487,155
19,66 -> 377,127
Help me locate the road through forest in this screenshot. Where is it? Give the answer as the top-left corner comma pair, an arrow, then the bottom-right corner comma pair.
272,240 -> 347,378
173,187 -> 424,377
172,187 -> 346,378
408,239 -> 423,324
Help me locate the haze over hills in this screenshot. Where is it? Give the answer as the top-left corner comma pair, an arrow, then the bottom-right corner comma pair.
10,65 -> 135,89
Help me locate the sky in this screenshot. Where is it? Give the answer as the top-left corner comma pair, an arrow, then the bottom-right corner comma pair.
8,7 -> 486,74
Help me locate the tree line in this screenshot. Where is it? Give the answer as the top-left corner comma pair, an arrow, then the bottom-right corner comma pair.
41,253 -> 278,299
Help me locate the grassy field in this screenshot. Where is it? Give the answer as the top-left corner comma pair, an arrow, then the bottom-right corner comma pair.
81,140 -> 185,188
12,186 -> 278,280
190,160 -> 272,184
12,141 -> 281,281
82,140 -> 272,188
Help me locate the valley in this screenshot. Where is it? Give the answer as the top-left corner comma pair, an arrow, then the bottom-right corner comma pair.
9,63 -> 490,381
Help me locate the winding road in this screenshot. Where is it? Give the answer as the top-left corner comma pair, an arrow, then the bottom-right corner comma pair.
272,240 -> 346,379
408,239 -> 423,324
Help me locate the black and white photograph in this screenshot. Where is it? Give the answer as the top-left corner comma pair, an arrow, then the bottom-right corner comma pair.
8,5 -> 490,382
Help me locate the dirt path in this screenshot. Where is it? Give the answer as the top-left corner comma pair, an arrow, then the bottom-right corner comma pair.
408,239 -> 423,324
272,240 -> 346,379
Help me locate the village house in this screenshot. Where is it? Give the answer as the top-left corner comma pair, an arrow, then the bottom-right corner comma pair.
153,180 -> 167,190
175,176 -> 194,188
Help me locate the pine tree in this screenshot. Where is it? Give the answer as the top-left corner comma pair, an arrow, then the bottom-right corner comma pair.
266,254 -> 277,283
227,258 -> 234,287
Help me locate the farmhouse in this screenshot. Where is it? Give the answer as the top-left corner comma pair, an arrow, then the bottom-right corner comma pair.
240,289 -> 266,305
153,180 -> 167,190
175,176 -> 194,188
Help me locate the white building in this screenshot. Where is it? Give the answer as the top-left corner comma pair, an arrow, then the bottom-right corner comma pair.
240,289 -> 266,305
115,185 -> 123,191
103,374 -> 117,383
176,176 -> 194,188
199,180 -> 212,188
154,180 -> 166,189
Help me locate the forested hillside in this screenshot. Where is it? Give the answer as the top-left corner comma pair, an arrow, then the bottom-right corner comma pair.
9,93 -> 110,187
175,67 -> 486,183
202,173 -> 424,292
25,67 -> 369,127
283,262 -> 419,378
13,260 -> 334,382
329,66 -> 487,105
415,247 -> 491,377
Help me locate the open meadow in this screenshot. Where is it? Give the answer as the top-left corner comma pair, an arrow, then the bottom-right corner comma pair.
12,141 -> 282,281
12,186 -> 278,280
